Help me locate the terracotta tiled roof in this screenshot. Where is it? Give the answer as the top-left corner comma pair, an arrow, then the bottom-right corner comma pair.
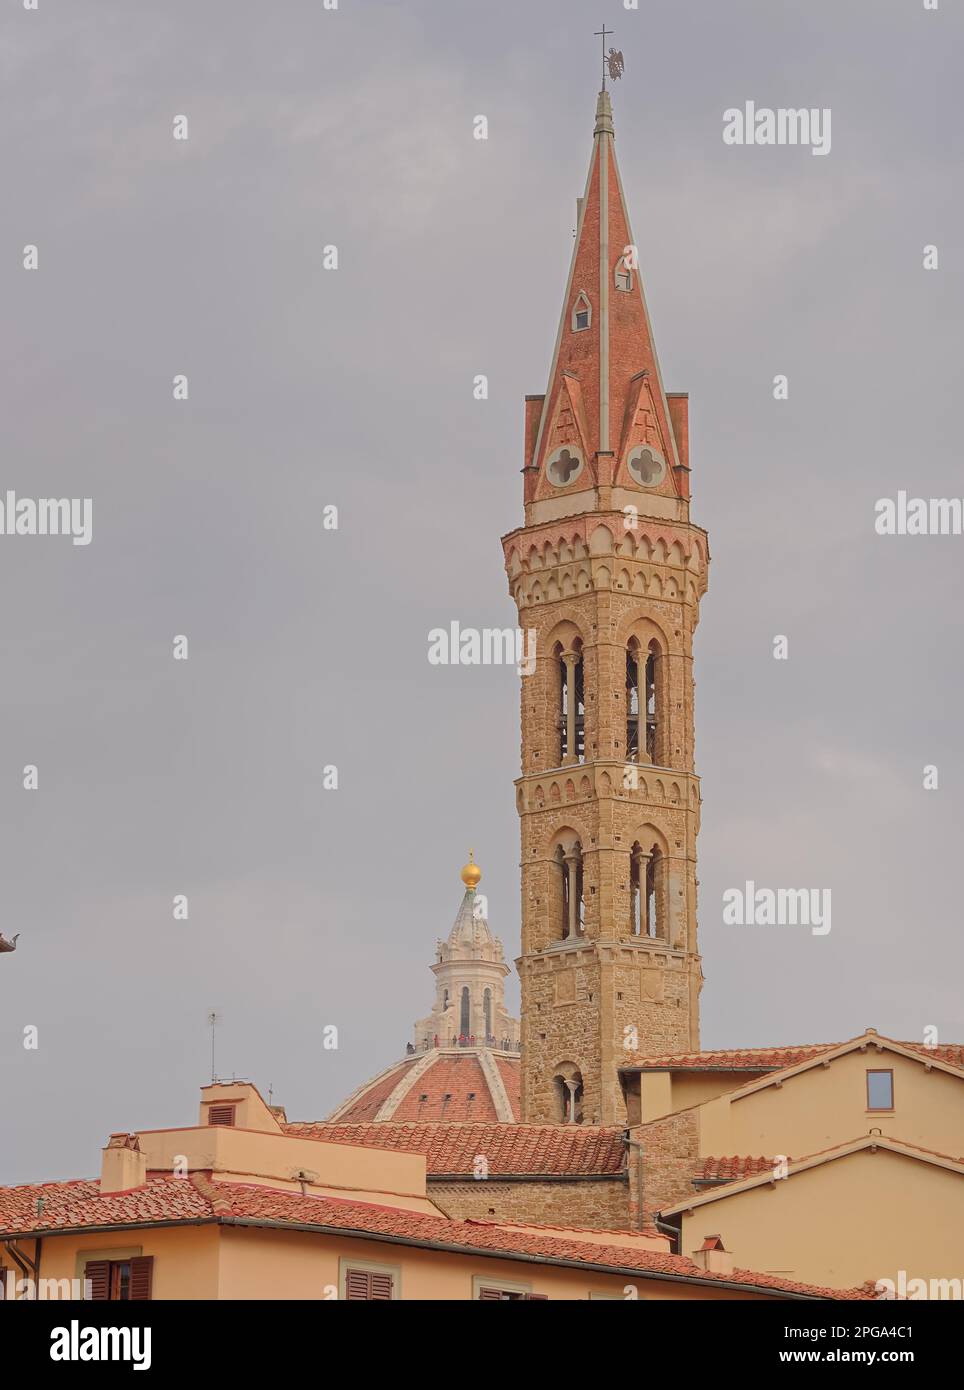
695,1156 -> 781,1184
391,1055 -> 501,1122
0,1175 -> 212,1235
623,1043 -> 835,1071
622,1036 -> 964,1073
283,1121 -> 627,1176
329,1062 -> 412,1124
0,1172 -> 868,1298
326,1050 -> 521,1124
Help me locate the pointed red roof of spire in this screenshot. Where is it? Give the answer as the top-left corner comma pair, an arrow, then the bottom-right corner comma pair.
528,91 -> 687,507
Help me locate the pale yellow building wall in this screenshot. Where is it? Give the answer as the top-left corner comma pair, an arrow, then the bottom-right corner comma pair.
215,1224 -> 778,1300
11,1218 -> 794,1300
678,1148 -> 964,1289
13,1225 -> 221,1300
713,1052 -> 964,1158
133,1126 -> 434,1210
198,1083 -> 281,1133
668,1072 -> 764,1117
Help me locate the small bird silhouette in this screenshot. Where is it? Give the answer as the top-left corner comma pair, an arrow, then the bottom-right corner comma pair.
0,933 -> 20,954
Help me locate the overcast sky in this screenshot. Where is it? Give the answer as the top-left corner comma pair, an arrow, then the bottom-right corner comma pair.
1,0 -> 961,1184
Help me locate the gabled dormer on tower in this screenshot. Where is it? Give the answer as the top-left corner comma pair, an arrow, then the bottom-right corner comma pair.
504,91 -> 710,1127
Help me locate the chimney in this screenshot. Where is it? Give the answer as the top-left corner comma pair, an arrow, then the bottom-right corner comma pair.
691,1235 -> 734,1275
100,1133 -> 147,1194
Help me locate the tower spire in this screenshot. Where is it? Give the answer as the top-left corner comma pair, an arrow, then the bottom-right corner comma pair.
502,78 -> 709,1126
524,79 -> 687,530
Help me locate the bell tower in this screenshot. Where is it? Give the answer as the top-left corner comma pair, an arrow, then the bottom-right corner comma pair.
502,90 -> 710,1126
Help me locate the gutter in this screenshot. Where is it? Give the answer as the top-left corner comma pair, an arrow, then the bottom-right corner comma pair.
428,1172 -> 626,1184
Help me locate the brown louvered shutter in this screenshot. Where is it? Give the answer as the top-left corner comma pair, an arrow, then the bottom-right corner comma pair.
345,1269 -> 393,1300
84,1260 -> 110,1301
208,1105 -> 235,1127
345,1269 -> 372,1300
129,1256 -> 154,1301
478,1286 -> 505,1300
526,1293 -> 549,1300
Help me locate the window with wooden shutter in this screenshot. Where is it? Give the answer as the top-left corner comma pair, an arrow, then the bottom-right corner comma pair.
344,1268 -> 394,1301
129,1256 -> 154,1301
83,1256 -> 152,1301
207,1104 -> 236,1127
84,1260 -> 110,1301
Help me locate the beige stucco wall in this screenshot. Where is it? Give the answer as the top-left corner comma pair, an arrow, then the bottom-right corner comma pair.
133,1125 -> 435,1211
8,1221 -> 784,1300
214,1224 -> 778,1300
697,1051 -> 964,1159
678,1147 -> 964,1289
9,1224 -> 221,1300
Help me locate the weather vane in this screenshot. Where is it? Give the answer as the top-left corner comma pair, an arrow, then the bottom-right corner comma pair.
595,24 -> 625,90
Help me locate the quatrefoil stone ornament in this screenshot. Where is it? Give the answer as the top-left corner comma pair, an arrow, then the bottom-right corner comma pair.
628,446 -> 666,487
547,447 -> 583,486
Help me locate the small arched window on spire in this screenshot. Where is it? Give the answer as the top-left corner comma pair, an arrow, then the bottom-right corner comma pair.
614,255 -> 634,293
571,291 -> 591,332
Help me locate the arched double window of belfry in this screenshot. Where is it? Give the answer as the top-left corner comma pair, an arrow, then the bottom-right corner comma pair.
552,1063 -> 585,1125
626,637 -> 661,764
630,839 -> 667,941
553,838 -> 585,942
555,640 -> 585,766
483,988 -> 493,1043
459,987 -> 471,1038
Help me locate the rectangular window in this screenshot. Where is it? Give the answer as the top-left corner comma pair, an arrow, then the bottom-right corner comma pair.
84,1256 -> 153,1301
344,1269 -> 393,1300
474,1274 -> 547,1300
866,1069 -> 894,1111
340,1258 -> 399,1300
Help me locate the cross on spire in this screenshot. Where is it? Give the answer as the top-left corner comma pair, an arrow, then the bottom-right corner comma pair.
594,24 -> 613,89
594,23 -> 625,91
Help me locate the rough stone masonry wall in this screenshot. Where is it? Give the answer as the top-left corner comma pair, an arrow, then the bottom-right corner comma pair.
628,1109 -> 700,1221
429,1176 -> 631,1230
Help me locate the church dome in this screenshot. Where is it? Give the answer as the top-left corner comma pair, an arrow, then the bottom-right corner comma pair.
326,1047 -> 520,1124
328,858 -> 521,1124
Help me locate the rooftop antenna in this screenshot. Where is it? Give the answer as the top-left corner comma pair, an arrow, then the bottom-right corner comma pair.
207,1010 -> 222,1083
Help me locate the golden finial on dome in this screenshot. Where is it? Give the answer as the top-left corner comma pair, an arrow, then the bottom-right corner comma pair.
460,850 -> 482,889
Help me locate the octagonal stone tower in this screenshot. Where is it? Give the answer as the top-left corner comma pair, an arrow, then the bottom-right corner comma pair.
502,90 -> 710,1127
